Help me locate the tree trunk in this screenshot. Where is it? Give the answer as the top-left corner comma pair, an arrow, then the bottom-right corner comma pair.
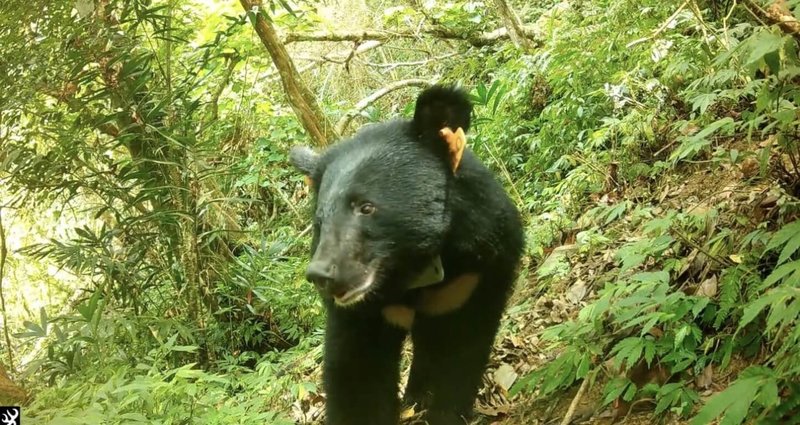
492,0 -> 536,52
240,0 -> 338,147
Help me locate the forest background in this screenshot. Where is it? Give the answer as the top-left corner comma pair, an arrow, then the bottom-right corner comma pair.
1,0 -> 800,424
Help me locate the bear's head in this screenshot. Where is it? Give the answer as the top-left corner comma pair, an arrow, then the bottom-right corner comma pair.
289,85 -> 472,307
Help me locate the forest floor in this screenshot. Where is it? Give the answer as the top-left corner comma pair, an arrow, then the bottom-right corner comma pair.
464,141 -> 774,425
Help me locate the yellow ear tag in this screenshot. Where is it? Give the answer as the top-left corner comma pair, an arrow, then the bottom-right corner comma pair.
438,127 -> 466,173
304,175 -> 313,188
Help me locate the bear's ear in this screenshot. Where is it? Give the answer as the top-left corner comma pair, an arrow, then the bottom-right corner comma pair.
412,85 -> 472,136
289,145 -> 319,179
412,85 -> 473,173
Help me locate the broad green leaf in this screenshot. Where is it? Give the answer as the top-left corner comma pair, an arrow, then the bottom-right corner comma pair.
761,260 -> 800,289
690,377 -> 760,425
745,31 -> 784,66
690,92 -> 718,115
778,230 -> 800,265
738,290 -> 784,330
630,270 -> 670,285
655,383 -> 682,415
765,220 -> 800,253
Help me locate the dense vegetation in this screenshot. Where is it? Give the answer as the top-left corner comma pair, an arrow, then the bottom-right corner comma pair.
1,0 -> 798,423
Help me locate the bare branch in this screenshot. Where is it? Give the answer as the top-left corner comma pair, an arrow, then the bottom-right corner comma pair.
266,41 -> 384,80
284,30 -> 401,43
357,52 -> 458,70
335,79 -> 430,135
283,25 -> 542,48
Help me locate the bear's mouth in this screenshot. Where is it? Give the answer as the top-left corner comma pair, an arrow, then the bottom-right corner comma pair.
333,263 -> 379,307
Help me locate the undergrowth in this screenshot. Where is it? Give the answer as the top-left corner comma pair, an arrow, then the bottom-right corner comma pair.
499,1 -> 800,424
3,0 -> 799,424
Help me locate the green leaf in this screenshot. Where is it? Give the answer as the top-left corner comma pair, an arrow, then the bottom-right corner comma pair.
169,345 -> 199,353
630,270 -> 670,285
643,339 -> 656,366
602,377 -> 632,406
760,260 -> 800,290
692,297 -> 710,318
611,337 -> 644,369
778,231 -> 800,265
576,353 -> 591,379
22,320 -> 45,337
690,92 -> 718,115
675,325 -> 691,348
765,220 -> 800,251
655,383 -> 682,415
690,377 -> 760,425
39,307 -> 49,335
670,117 -> 735,163
745,31 -> 784,67
755,378 -> 779,408
738,292 -> 780,330
765,299 -> 788,333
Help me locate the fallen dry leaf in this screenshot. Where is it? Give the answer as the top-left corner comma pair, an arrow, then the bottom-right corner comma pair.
697,275 -> 718,297
567,279 -> 588,304
695,364 -> 714,390
740,157 -> 760,178
493,363 -> 518,391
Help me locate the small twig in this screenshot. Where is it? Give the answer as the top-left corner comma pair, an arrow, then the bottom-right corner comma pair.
721,0 -> 738,48
357,52 -> 458,70
672,228 -> 734,268
687,0 -> 712,47
653,138 -> 678,157
277,224 -> 313,258
560,377 -> 590,425
334,79 -> 431,135
621,397 -> 655,423
626,0 -> 689,48
484,143 -> 525,208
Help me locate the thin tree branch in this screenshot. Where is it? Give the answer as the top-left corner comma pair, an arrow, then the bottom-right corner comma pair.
283,25 -> 542,48
334,79 -> 430,135
626,1 -> 690,49
270,41 -> 384,79
357,52 -> 458,69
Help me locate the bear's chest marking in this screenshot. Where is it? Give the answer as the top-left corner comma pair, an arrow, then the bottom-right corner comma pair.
381,273 -> 481,329
381,305 -> 415,330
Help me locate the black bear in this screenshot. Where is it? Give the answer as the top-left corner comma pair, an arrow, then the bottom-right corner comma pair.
289,85 -> 524,425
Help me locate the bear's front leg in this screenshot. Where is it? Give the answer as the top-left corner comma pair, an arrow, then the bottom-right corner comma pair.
323,305 -> 407,425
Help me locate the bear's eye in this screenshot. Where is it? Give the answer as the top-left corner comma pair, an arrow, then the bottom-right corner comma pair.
356,202 -> 376,216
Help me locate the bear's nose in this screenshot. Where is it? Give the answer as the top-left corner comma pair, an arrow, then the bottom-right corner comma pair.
305,260 -> 338,287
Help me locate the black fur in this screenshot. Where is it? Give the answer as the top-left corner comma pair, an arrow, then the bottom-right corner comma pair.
412,85 -> 473,136
289,85 -> 524,425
